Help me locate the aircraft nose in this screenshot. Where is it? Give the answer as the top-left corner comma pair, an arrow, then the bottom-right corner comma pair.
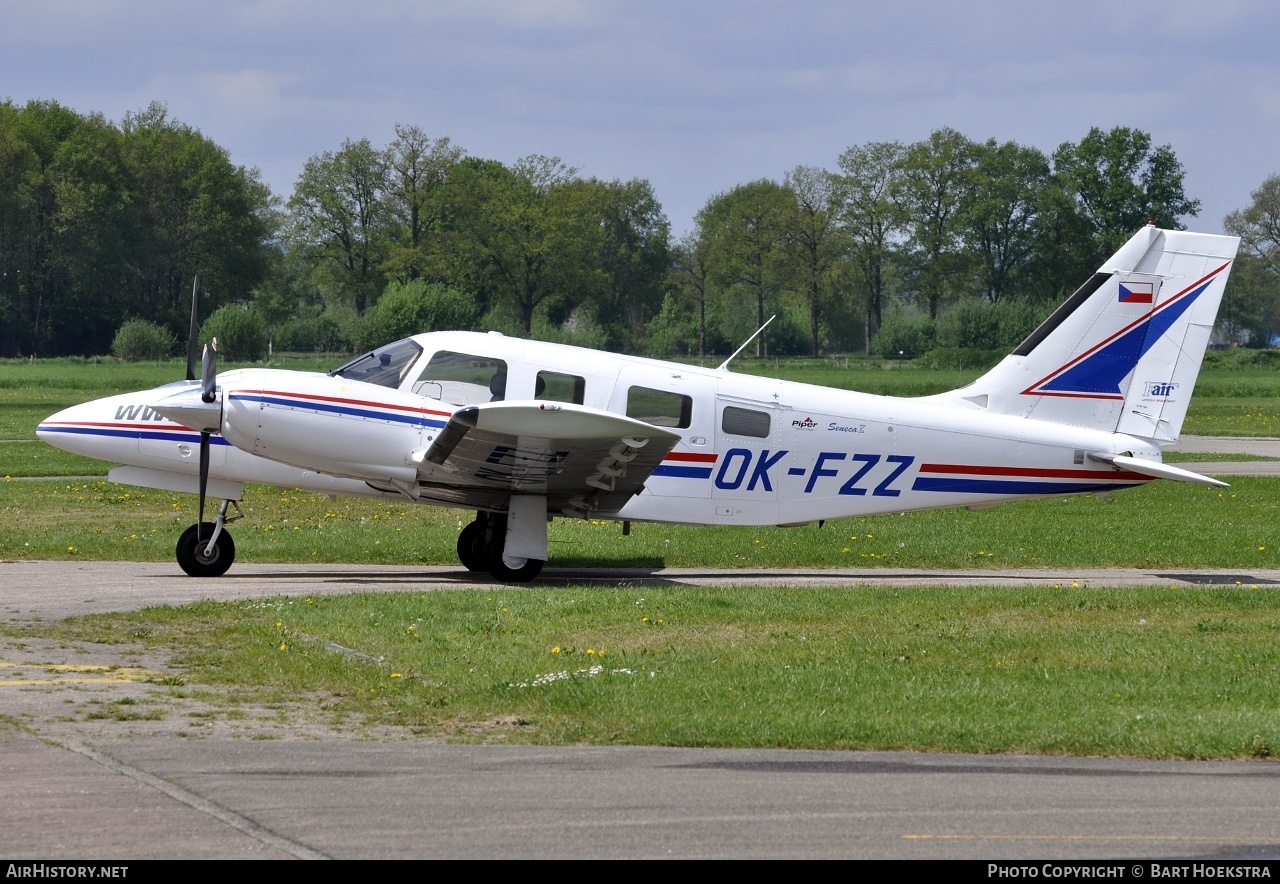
35,401 -> 102,453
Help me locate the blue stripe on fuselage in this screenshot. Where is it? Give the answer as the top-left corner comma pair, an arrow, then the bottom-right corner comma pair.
229,394 -> 447,429
37,425 -> 233,445
913,477 -> 1143,495
651,464 -> 715,479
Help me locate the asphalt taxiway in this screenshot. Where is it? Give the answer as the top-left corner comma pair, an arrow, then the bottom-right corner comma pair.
3,558 -> 1280,860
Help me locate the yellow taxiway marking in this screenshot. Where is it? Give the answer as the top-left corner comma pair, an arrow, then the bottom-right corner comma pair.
0,662 -> 159,685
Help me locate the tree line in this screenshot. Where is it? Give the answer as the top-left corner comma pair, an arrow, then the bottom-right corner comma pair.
3,97 -> 1278,361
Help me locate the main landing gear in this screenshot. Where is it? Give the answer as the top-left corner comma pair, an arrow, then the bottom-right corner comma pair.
176,499 -> 243,577
457,511 -> 545,583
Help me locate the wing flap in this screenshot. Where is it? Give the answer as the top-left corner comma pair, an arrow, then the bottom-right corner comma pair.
414,402 -> 681,516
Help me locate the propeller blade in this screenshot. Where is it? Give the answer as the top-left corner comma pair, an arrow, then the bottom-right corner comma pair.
197,429 -> 210,543
201,338 -> 218,404
185,275 -> 200,382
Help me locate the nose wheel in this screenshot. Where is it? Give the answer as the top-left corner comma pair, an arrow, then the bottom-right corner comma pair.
176,523 -> 235,577
176,499 -> 242,577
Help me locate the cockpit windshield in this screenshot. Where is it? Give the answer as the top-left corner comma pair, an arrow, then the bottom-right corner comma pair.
328,338 -> 423,389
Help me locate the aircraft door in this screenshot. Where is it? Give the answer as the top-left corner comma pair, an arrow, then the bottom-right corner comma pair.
608,366 -> 715,520
711,394 -> 783,525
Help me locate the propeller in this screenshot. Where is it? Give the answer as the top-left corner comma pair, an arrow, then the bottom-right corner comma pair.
197,338 -> 218,544
152,275 -> 234,571
201,338 -> 217,403
185,275 -> 200,382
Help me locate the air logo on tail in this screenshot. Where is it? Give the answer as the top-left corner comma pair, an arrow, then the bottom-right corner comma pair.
1022,263 -> 1231,400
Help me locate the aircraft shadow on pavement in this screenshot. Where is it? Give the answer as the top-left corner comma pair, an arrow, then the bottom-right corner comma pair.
678,759 -> 1280,778
1155,573 -> 1280,586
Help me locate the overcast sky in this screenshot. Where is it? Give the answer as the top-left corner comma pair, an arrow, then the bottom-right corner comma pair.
4,1 -> 1278,238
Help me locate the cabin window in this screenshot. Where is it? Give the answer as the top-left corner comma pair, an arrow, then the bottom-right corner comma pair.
721,406 -> 770,438
627,386 -> 692,429
536,370 -> 585,404
412,351 -> 509,406
329,338 -> 423,389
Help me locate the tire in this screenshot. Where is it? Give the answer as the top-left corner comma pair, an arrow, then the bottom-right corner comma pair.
485,526 -> 543,582
457,520 -> 488,572
487,554 -> 544,583
176,523 -> 235,577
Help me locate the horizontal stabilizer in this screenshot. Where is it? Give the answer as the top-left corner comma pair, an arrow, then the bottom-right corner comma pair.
1086,453 -> 1228,487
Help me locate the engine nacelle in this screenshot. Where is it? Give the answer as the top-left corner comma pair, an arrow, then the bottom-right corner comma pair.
220,370 -> 435,484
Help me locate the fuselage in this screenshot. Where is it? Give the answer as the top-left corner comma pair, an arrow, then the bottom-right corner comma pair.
38,330 -> 1161,528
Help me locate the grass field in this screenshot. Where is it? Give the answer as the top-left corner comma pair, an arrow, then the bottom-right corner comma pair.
25,583 -> 1280,758
4,354 -> 1280,758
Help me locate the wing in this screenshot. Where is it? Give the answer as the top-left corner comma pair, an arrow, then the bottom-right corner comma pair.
407,401 -> 681,517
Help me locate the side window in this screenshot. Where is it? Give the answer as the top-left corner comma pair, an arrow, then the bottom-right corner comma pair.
412,351 -> 508,406
722,406 -> 770,438
536,370 -> 585,404
627,386 -> 692,429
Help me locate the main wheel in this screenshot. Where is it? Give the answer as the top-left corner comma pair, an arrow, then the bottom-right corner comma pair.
485,527 -> 543,582
176,522 -> 235,577
457,520 -> 488,572
487,553 -> 544,583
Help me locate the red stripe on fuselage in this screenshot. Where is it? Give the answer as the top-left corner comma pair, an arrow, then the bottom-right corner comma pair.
919,462 -> 1152,481
236,389 -> 451,419
664,451 -> 718,463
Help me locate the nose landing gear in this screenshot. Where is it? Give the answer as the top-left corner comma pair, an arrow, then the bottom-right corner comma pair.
176,499 -> 243,577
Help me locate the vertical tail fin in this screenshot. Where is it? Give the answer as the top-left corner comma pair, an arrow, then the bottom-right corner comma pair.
932,225 -> 1239,441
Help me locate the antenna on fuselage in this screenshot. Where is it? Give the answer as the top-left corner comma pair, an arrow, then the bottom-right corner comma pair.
716,315 -> 776,371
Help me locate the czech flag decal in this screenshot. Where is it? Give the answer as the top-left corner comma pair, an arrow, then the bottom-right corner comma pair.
1118,281 -> 1154,304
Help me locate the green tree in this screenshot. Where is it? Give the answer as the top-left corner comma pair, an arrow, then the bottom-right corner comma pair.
668,229 -> 713,358
201,304 -> 268,361
356,279 -> 480,350
1224,174 -> 1280,345
589,177 -> 670,348
835,140 -> 907,354
111,318 -> 175,362
0,100 -> 273,357
959,140 -> 1052,303
381,125 -> 464,283
700,180 -> 793,357
783,165 -> 847,356
446,155 -> 603,335
119,102 -> 274,335
288,138 -> 389,315
1052,126 -> 1200,264
898,128 -> 976,319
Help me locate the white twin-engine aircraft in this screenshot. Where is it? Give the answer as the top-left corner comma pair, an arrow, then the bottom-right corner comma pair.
38,225 -> 1239,582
